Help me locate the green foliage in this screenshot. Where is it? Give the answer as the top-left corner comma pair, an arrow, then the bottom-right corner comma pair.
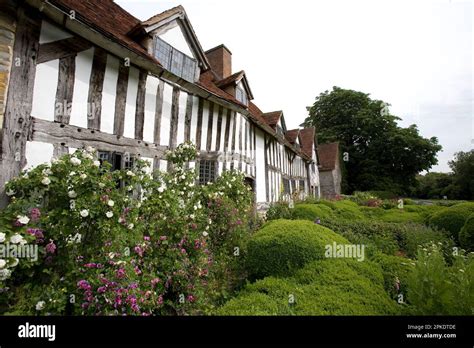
429,206 -> 473,242
292,204 -> 334,221
265,202 -> 293,221
303,87 -> 442,194
405,243 -> 474,315
459,214 -> 474,251
0,143 -> 254,315
369,191 -> 398,199
378,209 -> 424,224
245,219 -> 348,279
448,150 -> 474,200
371,252 -> 412,299
217,259 -> 400,315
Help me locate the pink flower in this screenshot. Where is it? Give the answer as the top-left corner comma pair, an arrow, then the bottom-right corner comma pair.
116,268 -> 126,279
159,236 -> 167,241
134,266 -> 142,275
151,278 -> 161,287
77,280 -> 91,290
187,295 -> 196,303
144,236 -> 150,241
134,246 -> 144,257
158,295 -> 164,305
180,248 -> 186,254
84,263 -> 97,268
45,240 -> 56,254
30,208 -> 41,221
97,286 -> 107,293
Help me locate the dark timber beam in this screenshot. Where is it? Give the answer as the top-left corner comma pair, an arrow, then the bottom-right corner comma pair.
37,36 -> 92,64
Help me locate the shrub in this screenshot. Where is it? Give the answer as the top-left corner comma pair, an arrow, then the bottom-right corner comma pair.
218,259 -> 400,315
405,243 -> 474,315
245,219 -> 348,279
429,206 -> 472,242
459,214 -> 474,251
319,218 -> 399,256
378,209 -> 424,224
265,202 -> 293,221
397,223 -> 453,258
403,198 -> 415,205
371,252 -> 412,298
292,204 -> 334,221
0,143 -> 254,315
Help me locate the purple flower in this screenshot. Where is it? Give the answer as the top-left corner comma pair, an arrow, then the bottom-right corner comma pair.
144,236 -> 150,241
45,240 -> 56,254
151,278 -> 161,287
77,280 -> 91,290
84,263 -> 97,268
187,295 -> 196,303
134,246 -> 144,257
97,286 -> 107,294
116,268 -> 126,279
30,208 -> 41,221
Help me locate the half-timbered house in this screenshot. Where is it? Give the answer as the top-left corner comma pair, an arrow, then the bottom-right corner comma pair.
0,0 -> 320,208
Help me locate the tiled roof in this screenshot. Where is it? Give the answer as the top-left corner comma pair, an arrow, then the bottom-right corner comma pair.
215,71 -> 245,89
48,0 -> 159,65
317,142 -> 339,171
285,129 -> 299,144
299,127 -> 315,158
142,5 -> 184,26
261,111 -> 283,127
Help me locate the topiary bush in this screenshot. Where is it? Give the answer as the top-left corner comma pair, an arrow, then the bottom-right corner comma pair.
371,252 -> 412,299
378,209 -> 424,224
245,219 -> 348,279
292,204 -> 334,221
217,259 -> 400,315
459,214 -> 474,251
429,206 -> 472,242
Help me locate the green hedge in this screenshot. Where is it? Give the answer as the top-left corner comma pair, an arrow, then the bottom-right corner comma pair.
459,214 -> 474,251
378,209 -> 424,224
371,252 -> 412,298
292,204 -> 334,221
429,206 -> 473,241
246,219 -> 348,279
217,259 -> 400,315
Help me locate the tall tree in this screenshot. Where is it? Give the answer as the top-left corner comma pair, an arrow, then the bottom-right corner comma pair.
303,87 -> 442,194
448,150 -> 474,200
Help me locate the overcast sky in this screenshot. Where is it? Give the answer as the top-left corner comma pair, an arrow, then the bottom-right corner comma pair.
117,0 -> 472,172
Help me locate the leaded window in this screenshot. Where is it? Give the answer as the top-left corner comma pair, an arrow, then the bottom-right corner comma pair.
154,37 -> 197,83
236,86 -> 248,106
283,178 -> 290,194
198,160 -> 218,185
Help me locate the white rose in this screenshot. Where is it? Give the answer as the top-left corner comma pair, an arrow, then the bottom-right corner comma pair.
107,200 -> 115,207
17,215 -> 30,225
70,200 -> 76,210
106,211 -> 113,218
6,189 -> 15,196
80,209 -> 89,218
69,171 -> 76,176
83,153 -> 93,160
0,232 -> 5,243
190,214 -> 195,220
85,146 -> 95,153
41,177 -> 51,186
80,173 -> 87,180
158,187 -> 164,193
10,234 -> 25,244
35,301 -> 45,311
42,168 -> 53,176
202,232 -> 208,237
98,183 -> 105,188
127,223 -> 134,230
0,259 -> 6,268
68,190 -> 77,198
93,160 -> 101,167
70,157 -> 81,166
126,171 -> 135,177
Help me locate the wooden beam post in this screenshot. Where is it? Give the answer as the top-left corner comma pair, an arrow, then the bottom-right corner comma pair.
0,4 -> 41,207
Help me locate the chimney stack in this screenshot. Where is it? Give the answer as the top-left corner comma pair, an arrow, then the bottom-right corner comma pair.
205,44 -> 232,79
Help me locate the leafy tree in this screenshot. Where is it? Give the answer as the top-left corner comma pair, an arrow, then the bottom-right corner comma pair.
303,87 -> 442,194
448,150 -> 474,200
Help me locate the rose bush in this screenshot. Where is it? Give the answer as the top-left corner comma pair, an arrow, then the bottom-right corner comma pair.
0,142 -> 254,315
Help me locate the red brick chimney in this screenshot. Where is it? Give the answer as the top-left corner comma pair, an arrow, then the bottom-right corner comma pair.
205,44 -> 232,79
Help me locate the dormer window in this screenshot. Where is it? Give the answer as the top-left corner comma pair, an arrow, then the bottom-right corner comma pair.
236,86 -> 248,106
154,37 -> 197,82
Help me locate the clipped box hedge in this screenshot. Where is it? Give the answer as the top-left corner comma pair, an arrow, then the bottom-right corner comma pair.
246,219 -> 348,279
459,214 -> 474,251
429,205 -> 474,241
217,258 -> 400,316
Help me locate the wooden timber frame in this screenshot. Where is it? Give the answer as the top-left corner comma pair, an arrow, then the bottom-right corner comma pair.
0,0 -> 315,207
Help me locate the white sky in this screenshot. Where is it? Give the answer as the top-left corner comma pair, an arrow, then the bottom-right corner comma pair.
117,0 -> 473,172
